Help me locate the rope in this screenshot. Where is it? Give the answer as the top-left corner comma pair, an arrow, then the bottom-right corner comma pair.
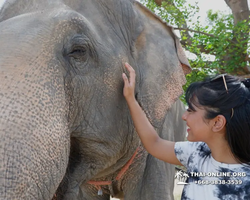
87,147 -> 139,195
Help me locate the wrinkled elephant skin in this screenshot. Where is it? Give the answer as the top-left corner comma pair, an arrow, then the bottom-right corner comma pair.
0,0 -> 191,199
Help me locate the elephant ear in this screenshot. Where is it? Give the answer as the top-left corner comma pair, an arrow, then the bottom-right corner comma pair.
132,1 -> 191,126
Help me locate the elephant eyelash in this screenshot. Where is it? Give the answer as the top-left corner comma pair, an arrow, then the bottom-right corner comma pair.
68,46 -> 87,57
68,42 -> 97,60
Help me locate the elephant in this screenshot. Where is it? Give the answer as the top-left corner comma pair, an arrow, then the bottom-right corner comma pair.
0,0 -> 191,199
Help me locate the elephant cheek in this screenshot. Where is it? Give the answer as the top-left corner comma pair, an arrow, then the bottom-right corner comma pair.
153,63 -> 186,121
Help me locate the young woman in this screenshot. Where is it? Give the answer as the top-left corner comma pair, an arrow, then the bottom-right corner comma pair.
122,62 -> 250,200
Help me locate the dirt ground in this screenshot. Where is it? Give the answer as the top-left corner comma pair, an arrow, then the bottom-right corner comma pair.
110,179 -> 184,200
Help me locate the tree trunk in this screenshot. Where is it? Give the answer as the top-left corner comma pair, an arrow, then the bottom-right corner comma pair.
224,0 -> 250,75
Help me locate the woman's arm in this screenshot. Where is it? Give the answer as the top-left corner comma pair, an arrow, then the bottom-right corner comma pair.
122,63 -> 182,165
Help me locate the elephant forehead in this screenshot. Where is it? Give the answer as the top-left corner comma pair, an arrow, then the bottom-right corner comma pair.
0,0 -> 142,63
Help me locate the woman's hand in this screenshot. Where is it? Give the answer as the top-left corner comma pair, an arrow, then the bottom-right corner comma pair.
122,63 -> 136,102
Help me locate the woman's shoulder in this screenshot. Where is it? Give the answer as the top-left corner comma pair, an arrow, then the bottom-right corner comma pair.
197,142 -> 211,156
175,141 -> 211,161
176,141 -> 210,153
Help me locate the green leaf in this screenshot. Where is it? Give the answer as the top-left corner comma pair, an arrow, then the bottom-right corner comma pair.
140,0 -> 250,98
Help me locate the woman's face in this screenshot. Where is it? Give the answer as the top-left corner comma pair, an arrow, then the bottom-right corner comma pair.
182,104 -> 213,142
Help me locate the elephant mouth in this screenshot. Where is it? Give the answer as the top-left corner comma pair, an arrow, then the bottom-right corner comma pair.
86,145 -> 145,197
87,147 -> 139,192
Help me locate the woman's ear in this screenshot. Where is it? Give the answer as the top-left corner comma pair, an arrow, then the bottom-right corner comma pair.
212,115 -> 227,132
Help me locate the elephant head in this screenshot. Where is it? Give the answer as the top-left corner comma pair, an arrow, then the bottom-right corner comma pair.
0,0 -> 190,199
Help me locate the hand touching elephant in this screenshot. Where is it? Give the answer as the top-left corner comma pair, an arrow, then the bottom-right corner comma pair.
0,0 -> 190,199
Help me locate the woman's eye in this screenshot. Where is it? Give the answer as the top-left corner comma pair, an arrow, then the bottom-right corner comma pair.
187,108 -> 192,112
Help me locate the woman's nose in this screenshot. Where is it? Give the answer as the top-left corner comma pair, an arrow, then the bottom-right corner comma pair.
182,111 -> 187,121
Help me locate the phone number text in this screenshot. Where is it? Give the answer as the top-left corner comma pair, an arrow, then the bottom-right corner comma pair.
194,180 -> 242,185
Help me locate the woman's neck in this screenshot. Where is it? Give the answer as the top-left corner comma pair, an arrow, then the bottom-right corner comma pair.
207,138 -> 240,164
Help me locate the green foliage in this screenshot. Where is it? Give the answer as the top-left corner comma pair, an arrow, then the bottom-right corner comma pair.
179,66 -> 209,104
140,0 -> 250,104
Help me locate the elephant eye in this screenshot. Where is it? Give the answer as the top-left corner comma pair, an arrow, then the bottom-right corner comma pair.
64,35 -> 97,66
68,46 -> 87,59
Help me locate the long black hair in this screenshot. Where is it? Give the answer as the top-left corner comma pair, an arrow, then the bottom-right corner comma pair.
185,74 -> 250,165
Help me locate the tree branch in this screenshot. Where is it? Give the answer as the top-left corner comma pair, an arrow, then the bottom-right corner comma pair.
237,74 -> 250,78
154,0 -> 216,55
179,40 -> 215,55
246,56 -> 250,62
173,27 -> 216,37
154,0 -> 250,75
